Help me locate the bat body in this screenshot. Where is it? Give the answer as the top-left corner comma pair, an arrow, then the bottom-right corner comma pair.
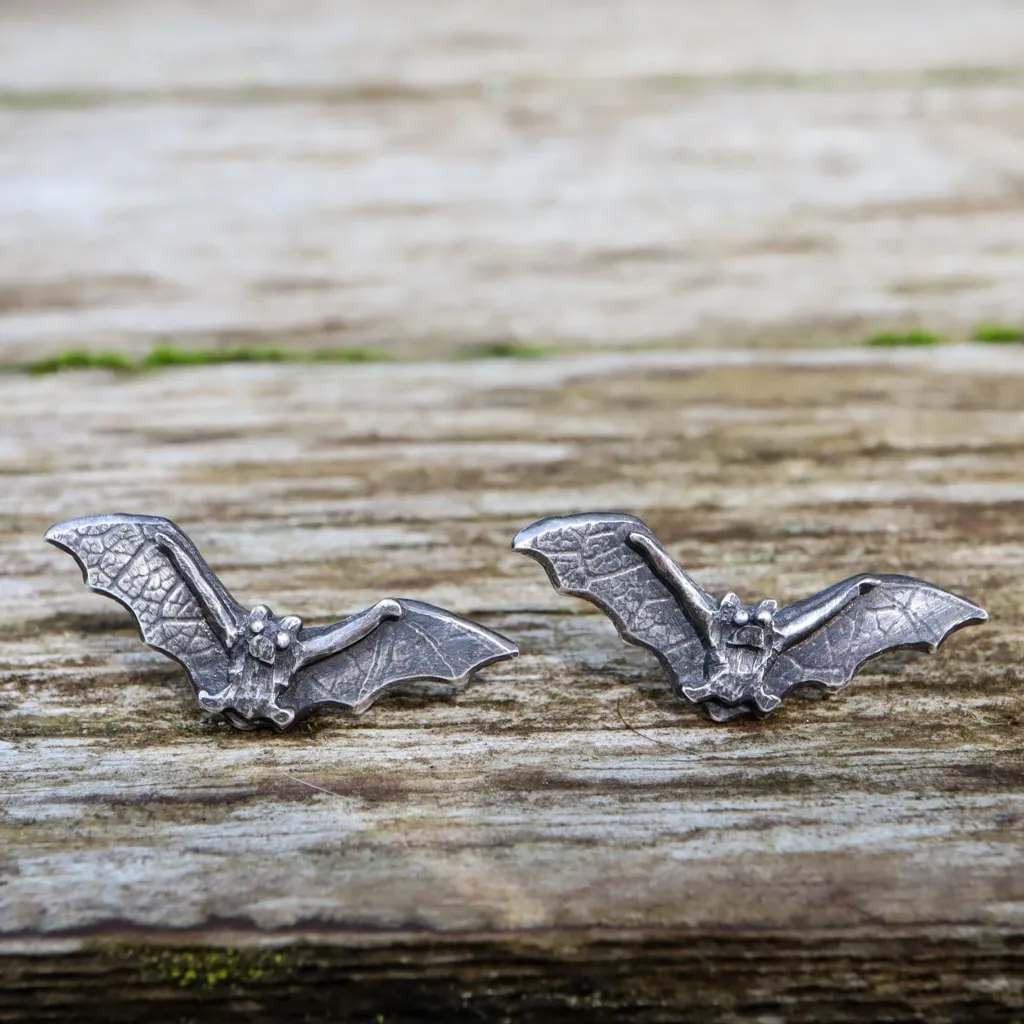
514,513 -> 987,720
47,514 -> 517,731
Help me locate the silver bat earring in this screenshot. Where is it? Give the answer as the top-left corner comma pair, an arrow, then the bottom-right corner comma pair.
46,514 -> 517,732
514,513 -> 987,721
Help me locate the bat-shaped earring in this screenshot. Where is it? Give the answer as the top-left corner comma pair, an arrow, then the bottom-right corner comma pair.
46,514 -> 517,731
513,513 -> 987,721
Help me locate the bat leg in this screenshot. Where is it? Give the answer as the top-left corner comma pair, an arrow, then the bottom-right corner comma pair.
267,705 -> 296,730
752,688 -> 782,714
197,688 -> 230,712
221,709 -> 261,732
678,683 -> 714,703
202,692 -> 295,731
705,701 -> 752,723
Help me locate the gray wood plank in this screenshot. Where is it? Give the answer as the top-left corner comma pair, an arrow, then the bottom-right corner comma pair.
2,347 -> 1023,1019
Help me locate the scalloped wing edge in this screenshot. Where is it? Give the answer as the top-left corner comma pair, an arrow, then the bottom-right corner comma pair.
44,514 -> 236,679
770,574 -> 988,696
513,512 -> 660,646
513,513 -> 648,591
299,599 -> 518,716
393,599 -> 520,681
514,513 -> 710,694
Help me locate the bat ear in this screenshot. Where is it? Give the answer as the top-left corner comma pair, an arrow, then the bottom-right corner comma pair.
279,615 -> 302,634
720,592 -> 741,610
247,605 -> 271,632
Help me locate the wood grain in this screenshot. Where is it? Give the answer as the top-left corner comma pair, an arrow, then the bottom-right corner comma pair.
2,346 -> 1023,1020
3,1 -> 1024,1018
2,1 -> 1024,361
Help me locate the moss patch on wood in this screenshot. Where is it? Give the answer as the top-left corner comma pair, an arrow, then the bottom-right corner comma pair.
17,340 -> 562,375
865,328 -> 945,347
23,345 -> 393,376
132,947 -> 301,989
973,323 -> 1024,344
27,349 -> 136,375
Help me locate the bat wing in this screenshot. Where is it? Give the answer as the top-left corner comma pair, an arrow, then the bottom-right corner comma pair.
286,600 -> 518,716
44,514 -> 244,693
513,514 -> 706,691
764,573 -> 987,702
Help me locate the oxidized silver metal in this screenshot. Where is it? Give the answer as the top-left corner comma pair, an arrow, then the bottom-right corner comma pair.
514,513 -> 987,721
47,514 -> 517,731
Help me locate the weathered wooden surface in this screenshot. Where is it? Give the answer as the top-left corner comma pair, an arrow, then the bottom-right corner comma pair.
4,1 -> 1024,1020
2,0 -> 1024,360
2,346 -> 1024,1021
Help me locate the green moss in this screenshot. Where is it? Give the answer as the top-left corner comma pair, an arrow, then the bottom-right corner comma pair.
24,340 -> 554,375
139,344 -> 290,368
972,323 -> 1024,344
133,947 -> 299,990
460,341 -> 554,360
865,329 -> 945,348
25,344 -> 392,375
29,349 -> 134,376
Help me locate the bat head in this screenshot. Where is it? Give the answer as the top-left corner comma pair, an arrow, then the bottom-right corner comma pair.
719,594 -> 778,650
246,605 -> 303,665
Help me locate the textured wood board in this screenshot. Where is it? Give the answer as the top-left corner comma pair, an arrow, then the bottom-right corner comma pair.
2,0 -> 1024,360
3,0 -> 1024,1017
1,346 -> 1023,1020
